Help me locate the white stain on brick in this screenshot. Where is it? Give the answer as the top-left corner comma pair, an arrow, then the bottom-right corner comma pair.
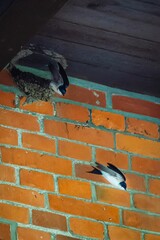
93,91 -> 99,98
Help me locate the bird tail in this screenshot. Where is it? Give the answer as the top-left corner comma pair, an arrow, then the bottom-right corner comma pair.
87,167 -> 102,175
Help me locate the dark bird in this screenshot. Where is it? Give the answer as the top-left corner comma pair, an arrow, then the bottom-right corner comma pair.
88,162 -> 127,190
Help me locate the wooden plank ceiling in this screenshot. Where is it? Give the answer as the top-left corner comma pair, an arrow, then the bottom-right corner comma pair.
24,0 -> 160,97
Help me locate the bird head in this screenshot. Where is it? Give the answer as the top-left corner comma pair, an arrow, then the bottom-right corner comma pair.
119,181 -> 127,190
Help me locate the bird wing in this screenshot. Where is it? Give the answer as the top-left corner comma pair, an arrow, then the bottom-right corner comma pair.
95,162 -> 125,181
107,163 -> 126,181
57,62 -> 69,88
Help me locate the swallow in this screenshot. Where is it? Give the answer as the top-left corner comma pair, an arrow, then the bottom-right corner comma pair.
88,162 -> 127,190
48,60 -> 69,96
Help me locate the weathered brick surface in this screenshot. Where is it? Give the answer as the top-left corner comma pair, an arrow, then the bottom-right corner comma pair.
92,109 -> 125,130
149,178 -> 160,196
56,102 -> 89,122
0,222 -> 11,240
18,227 -> 51,240
134,194 -> 160,214
108,226 -> 141,240
58,178 -> 91,199
0,165 -> 15,182
49,195 -> 119,223
0,126 -> 18,145
0,69 -> 16,86
70,218 -> 104,239
0,90 -> 15,107
145,234 -> 160,240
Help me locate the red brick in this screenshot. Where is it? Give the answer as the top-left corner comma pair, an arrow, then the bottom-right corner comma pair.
92,109 -> 125,131
0,90 -> 15,107
22,132 -> 56,153
49,195 -> 119,223
108,226 -> 141,240
116,133 -> 160,158
0,108 -> 39,131
0,222 -> 11,240
123,210 -> 160,232
20,97 -> 54,115
125,173 -> 146,191
0,203 -> 29,223
96,148 -> 128,169
134,194 -> 160,214
145,234 -> 160,240
96,185 -> 130,207
149,178 -> 160,196
75,163 -> 107,184
0,69 -> 16,86
58,178 -> 91,199
126,118 -> 159,139
18,227 -> 51,240
56,235 -> 79,240
20,169 -> 54,191
32,210 -> 67,231
0,184 -> 44,207
45,120 -> 114,148
0,126 -> 18,145
0,165 -> 15,182
60,84 -> 106,107
56,102 -> 89,122
132,156 -> 160,176
112,95 -> 160,119
70,218 -> 104,239
1,147 -> 72,176
58,140 -> 91,161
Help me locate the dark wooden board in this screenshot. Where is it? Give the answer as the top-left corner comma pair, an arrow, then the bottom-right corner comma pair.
41,19 -> 160,62
32,36 -> 160,80
0,0 -> 68,70
55,4 -> 160,42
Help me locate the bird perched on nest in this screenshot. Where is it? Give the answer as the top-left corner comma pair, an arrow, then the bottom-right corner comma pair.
88,162 -> 127,191
6,48 -> 69,104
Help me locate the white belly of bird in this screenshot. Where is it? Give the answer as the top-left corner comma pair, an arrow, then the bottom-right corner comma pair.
102,172 -> 124,190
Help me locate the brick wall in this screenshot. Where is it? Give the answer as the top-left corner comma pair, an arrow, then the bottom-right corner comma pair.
0,68 -> 160,240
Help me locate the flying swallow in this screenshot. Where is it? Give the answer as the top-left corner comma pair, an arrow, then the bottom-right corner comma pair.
88,162 -> 127,190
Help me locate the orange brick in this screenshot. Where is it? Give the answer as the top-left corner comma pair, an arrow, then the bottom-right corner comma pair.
125,173 -> 146,191
56,235 -> 79,240
20,169 -> 54,191
58,140 -> 91,161
149,178 -> 160,196
1,147 -> 72,176
0,69 -> 16,86
108,226 -> 141,240
49,195 -> 119,223
96,148 -> 128,169
96,185 -> 130,207
0,165 -> 15,182
0,109 -> 39,131
0,184 -> 44,207
75,163 -> 108,184
0,222 -> 11,240
60,84 -> 106,107
112,95 -> 160,119
0,90 -> 15,107
45,120 -> 114,148
18,227 -> 51,240
32,210 -> 67,231
0,126 -> 18,145
20,97 -> 54,115
70,218 -> 104,239
145,234 -> 160,240
22,132 -> 56,153
0,202 -> 29,223
92,109 -> 125,131
56,102 -> 89,122
58,178 -> 91,199
126,118 -> 159,139
123,210 -> 160,232
116,133 -> 160,158
132,156 -> 160,176
134,194 -> 160,214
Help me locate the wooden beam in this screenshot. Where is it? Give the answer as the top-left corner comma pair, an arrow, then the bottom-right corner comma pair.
0,0 -> 68,70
